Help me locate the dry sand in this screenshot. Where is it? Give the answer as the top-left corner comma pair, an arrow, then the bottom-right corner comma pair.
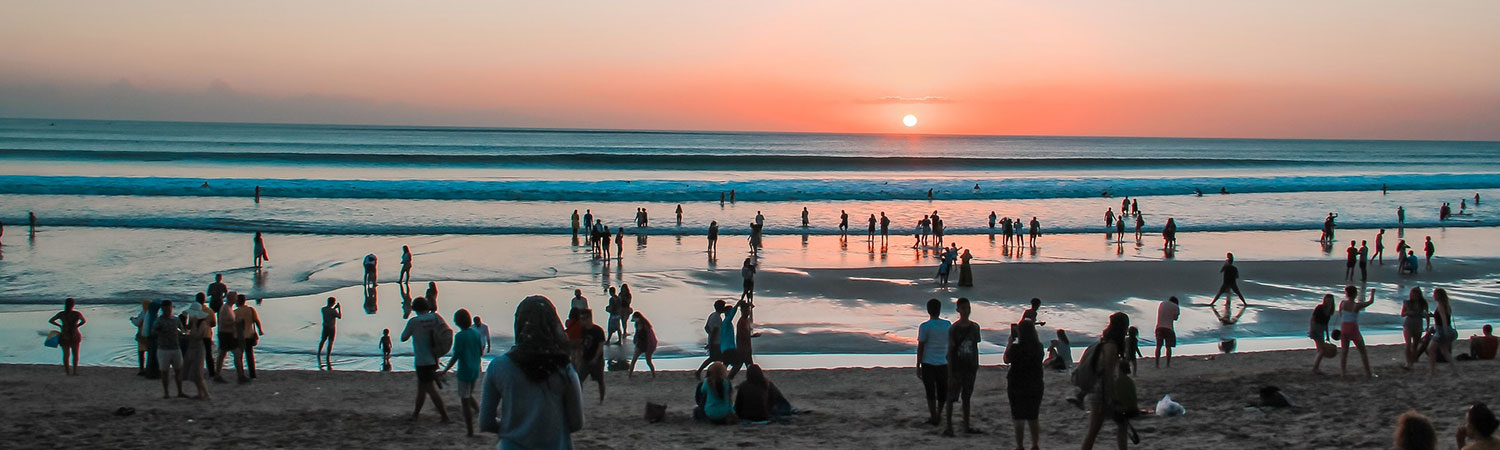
4,344 -> 1496,449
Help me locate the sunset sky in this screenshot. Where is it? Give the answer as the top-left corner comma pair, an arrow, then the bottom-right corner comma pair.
3,1 -> 1498,139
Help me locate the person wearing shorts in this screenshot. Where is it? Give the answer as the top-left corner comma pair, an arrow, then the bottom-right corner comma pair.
153,301 -> 187,399
214,298 -> 244,383
234,295 -> 263,379
440,308 -> 483,436
1211,253 -> 1247,306
575,308 -> 607,404
1155,296 -> 1180,368
402,298 -> 449,422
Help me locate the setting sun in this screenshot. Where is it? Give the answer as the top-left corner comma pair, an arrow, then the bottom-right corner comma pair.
902,114 -> 918,127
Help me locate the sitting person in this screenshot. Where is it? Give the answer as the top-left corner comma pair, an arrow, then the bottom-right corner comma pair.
1394,410 -> 1438,450
1043,329 -> 1072,371
695,362 -> 736,424
1458,402 -> 1500,450
1462,325 -> 1498,361
1401,251 -> 1420,274
734,364 -> 795,422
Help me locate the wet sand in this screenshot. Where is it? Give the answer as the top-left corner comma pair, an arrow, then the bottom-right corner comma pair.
5,344 -> 1496,449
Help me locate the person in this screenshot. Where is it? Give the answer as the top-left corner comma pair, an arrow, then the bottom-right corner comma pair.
254,185 -> 261,203
1028,217 -> 1040,246
603,287 -> 622,344
916,298 -> 951,426
754,210 -> 765,228
1427,288 -> 1460,376
1457,403 -> 1500,450
943,298 -> 981,436
1044,329 -> 1072,371
736,301 -> 756,368
801,207 -> 809,227
233,294 -> 262,378
1155,296 -> 1179,368
1162,218 -> 1178,249
1401,288 -> 1430,369
252,232 -> 269,268
717,300 -> 747,378
936,244 -> 956,285
1403,250 -> 1420,274
740,258 -> 757,303
1133,214 -> 1144,240
990,211 -> 998,230
867,214 -> 877,241
214,293 -> 245,383
1211,253 -> 1247,306
363,253 -> 378,287
477,295 -> 584,449
730,189 -> 735,202
1467,325 -> 1498,360
48,297 -> 87,376
614,227 -> 623,258
208,274 -> 228,305
695,300 -> 728,378
425,281 -> 439,312
1344,240 -> 1359,280
399,245 -> 413,284
1021,297 -> 1044,325
571,210 -> 580,238
1398,206 -> 1406,228
1339,286 -> 1377,377
630,311 -> 658,378
697,362 -> 736,424
1115,215 -> 1125,238
29,211 -> 36,235
439,309 -> 484,436
317,297 -> 341,368
1309,294 -> 1336,375
747,221 -> 763,253
676,204 -> 683,226
1005,319 -> 1044,450
1375,229 -> 1387,265
616,284 -> 633,342
473,315 -> 491,354
1424,236 -> 1436,270
707,220 -> 719,253
1321,213 -> 1338,242
130,299 -> 152,376
880,212 -> 891,242
574,308 -> 606,403
1105,208 -> 1115,230
1080,312 -> 1131,450
183,303 -> 214,399
582,208 -> 593,234
735,364 -> 794,422
1393,410 -> 1438,450
957,249 -> 974,287
401,297 -> 451,422
154,301 -> 187,398
379,329 -> 393,371
839,210 -> 849,237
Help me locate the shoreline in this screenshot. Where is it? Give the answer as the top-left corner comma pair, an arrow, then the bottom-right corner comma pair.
5,344 -> 1497,449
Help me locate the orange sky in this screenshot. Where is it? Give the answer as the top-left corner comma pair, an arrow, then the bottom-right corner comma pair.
2,1 -> 1499,139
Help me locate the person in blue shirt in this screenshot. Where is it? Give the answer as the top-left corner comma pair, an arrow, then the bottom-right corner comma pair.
442,308 -> 485,436
719,301 -> 745,378
478,295 -> 584,449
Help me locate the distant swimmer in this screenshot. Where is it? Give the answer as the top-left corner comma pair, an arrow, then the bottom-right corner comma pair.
927,188 -> 934,200
730,189 -> 736,203
254,185 -> 261,203
801,207 -> 810,227
1195,188 -> 1203,197
201,181 -> 211,188
1382,184 -> 1388,195
252,232 -> 269,268
973,183 -> 980,190
1220,186 -> 1229,194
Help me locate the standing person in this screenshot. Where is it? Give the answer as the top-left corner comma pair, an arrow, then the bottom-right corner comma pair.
252,232 -> 269,268
1427,288 -> 1460,376
571,210 -> 580,238
401,297 -> 451,422
1133,215 -> 1144,240
1154,296 -> 1179,368
254,185 -> 261,203
694,300 -> 728,378
131,299 -> 152,376
583,209 -> 593,239
208,274 -> 228,305
1397,206 -> 1406,229
1345,241 -> 1359,281
379,329 -> 393,371
1080,313 -> 1132,450
1105,208 -> 1115,230
425,281 -> 439,312
868,214 -> 877,241
1359,241 -> 1370,281
676,204 -> 683,226
1308,294 -> 1336,375
755,210 -> 765,227
1162,218 -> 1178,249
614,227 -> 624,258
735,301 -> 756,368
740,258 -> 757,303
48,297 -> 87,376
473,316 -> 491,354
916,299 -> 951,426
1028,217 -> 1040,246
153,301 -> 187,399
1210,253 -> 1247,306
183,303 -> 213,400
707,220 -> 719,253
989,211 -> 998,230
478,296 -> 584,449
1339,286 -> 1377,378
801,207 -> 809,227
1374,229 -> 1387,265
839,210 -> 849,237
936,244 -> 956,285
1115,215 -> 1125,238
573,308 -> 606,403
630,311 -> 658,378
29,211 -> 37,235
616,284 -> 634,343
604,287 -> 623,344
957,249 -> 974,287
717,300 -> 747,379
880,212 -> 891,242
943,298 -> 982,437
399,245 -> 413,284
1424,236 -> 1436,270
234,294 -> 263,379
363,253 -> 378,287
317,297 -> 341,369
214,295 -> 245,383
439,308 -> 484,436
1004,320 -> 1045,450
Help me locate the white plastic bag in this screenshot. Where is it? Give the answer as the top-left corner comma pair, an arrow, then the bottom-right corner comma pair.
1156,394 -> 1186,417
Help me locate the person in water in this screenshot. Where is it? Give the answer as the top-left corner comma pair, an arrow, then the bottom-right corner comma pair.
252,232 -> 269,268
317,297 -> 341,369
399,245 -> 413,284
707,220 -> 719,253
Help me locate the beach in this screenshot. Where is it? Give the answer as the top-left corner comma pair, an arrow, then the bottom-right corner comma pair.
5,344 -> 1496,450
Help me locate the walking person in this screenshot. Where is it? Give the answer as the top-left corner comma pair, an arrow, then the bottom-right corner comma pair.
740,258 -> 757,303
439,308 -> 484,436
48,297 -> 87,376
399,245 -> 413,284
1079,313 -> 1132,450
478,296 -> 584,448
401,297 -> 451,422
1004,319 -> 1045,450
942,298 -> 982,437
1424,236 -> 1435,270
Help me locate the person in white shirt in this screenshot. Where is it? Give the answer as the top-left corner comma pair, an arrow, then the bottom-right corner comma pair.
916,298 -> 951,426
1155,296 -> 1181,368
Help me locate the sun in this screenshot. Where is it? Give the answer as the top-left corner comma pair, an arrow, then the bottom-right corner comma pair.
902,114 -> 918,127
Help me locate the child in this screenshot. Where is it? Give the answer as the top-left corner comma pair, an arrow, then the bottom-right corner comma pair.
1126,326 -> 1143,375
379,329 -> 392,372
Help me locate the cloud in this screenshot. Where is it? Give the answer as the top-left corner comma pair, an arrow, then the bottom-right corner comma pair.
859,96 -> 953,104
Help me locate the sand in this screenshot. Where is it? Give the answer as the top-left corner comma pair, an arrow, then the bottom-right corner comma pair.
4,344 -> 1496,450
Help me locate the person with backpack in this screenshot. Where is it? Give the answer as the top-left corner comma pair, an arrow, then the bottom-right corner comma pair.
1078,312 -> 1133,450
401,297 -> 451,423
943,298 -> 982,437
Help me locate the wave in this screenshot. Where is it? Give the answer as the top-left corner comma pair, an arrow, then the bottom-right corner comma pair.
0,147 -> 1367,171
2,173 -> 1498,202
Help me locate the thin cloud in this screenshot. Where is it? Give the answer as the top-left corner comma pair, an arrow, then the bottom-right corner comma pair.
859,96 -> 953,104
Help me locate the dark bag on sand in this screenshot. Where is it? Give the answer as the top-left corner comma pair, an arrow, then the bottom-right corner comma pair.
645,402 -> 667,423
1071,342 -> 1104,391
1257,386 -> 1293,408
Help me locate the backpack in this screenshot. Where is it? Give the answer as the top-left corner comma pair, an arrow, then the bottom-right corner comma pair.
429,315 -> 454,359
1071,341 -> 1105,391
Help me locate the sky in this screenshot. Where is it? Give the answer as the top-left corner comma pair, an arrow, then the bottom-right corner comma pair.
2,1 -> 1499,140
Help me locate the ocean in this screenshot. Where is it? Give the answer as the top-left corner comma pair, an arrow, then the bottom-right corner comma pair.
2,118 -> 1498,371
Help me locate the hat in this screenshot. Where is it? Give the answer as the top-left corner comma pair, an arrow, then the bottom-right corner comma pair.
183,302 -> 211,320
